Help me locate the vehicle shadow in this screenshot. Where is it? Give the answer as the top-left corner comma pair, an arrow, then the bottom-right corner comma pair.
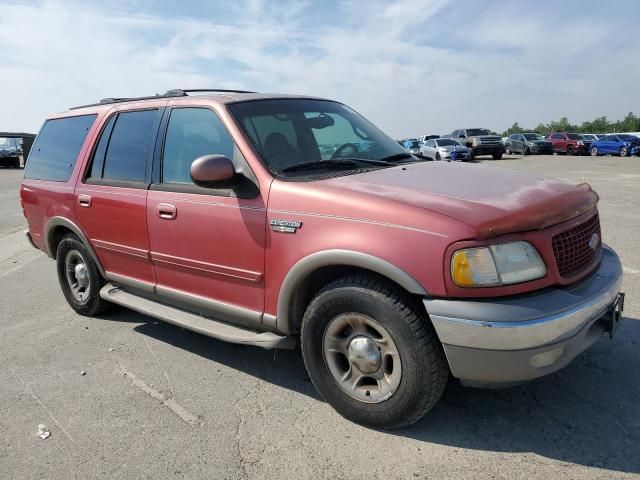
107,308 -> 640,474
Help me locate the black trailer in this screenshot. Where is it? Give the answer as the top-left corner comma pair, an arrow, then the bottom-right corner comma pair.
0,132 -> 36,168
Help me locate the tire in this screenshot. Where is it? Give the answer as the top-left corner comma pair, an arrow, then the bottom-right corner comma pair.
56,234 -> 111,316
492,152 -> 503,160
300,274 -> 448,429
523,146 -> 530,156
566,145 -> 574,156
590,146 -> 598,156
435,152 -> 441,161
620,146 -> 629,157
13,158 -> 21,168
505,146 -> 511,155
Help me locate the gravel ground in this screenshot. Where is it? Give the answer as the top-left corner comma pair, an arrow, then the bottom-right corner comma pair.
1,155 -> 639,479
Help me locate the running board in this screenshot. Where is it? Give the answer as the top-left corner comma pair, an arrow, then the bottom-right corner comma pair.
99,284 -> 296,350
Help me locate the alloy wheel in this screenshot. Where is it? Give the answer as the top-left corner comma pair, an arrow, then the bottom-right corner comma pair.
322,313 -> 402,404
64,250 -> 91,303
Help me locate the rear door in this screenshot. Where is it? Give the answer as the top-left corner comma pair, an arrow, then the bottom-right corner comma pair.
146,105 -> 267,328
76,107 -> 164,290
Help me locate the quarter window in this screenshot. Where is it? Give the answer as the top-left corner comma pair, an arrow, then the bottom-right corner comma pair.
24,114 -> 97,182
162,108 -> 235,184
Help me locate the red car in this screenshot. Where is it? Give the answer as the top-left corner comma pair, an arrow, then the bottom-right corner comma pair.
546,132 -> 592,155
21,89 -> 624,428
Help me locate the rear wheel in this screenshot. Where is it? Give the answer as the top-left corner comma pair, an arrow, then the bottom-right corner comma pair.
620,146 -> 629,157
56,234 -> 111,316
300,275 -> 448,429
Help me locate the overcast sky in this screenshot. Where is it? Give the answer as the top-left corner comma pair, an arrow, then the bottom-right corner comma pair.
1,0 -> 639,137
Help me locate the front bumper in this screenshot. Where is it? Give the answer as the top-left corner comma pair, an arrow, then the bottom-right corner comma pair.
530,144 -> 553,154
470,144 -> 504,156
424,245 -> 623,386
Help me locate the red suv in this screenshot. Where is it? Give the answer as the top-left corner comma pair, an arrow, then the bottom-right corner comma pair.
547,132 -> 592,155
21,89 -> 624,428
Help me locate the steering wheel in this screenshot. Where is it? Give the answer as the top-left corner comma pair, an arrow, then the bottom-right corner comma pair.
331,143 -> 359,159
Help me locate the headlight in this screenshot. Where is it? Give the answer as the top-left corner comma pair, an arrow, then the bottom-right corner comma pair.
577,140 -> 584,146
451,241 -> 546,287
472,138 -> 480,146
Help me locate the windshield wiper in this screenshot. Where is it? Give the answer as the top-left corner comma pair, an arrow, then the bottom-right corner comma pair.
281,158 -> 393,173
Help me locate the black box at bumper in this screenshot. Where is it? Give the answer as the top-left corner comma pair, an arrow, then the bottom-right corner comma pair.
424,246 -> 623,386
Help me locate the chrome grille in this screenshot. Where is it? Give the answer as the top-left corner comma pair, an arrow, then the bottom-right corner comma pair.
552,214 -> 601,277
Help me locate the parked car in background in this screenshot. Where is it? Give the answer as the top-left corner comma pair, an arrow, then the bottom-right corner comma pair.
402,139 -> 421,155
505,133 -> 553,155
590,134 -> 640,157
0,136 -> 21,168
451,128 -> 504,159
546,133 -> 592,156
420,138 -> 470,161
418,134 -> 439,143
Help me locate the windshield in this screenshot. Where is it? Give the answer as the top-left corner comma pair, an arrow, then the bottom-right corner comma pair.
466,129 -> 492,136
436,139 -> 459,146
567,133 -> 582,140
522,133 -> 541,140
406,141 -> 420,148
581,134 -> 597,140
230,99 -> 409,176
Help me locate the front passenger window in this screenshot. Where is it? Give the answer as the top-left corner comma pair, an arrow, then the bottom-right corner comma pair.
162,108 -> 234,184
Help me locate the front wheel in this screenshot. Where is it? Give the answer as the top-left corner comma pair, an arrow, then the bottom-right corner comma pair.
620,146 -> 629,157
505,146 -> 511,155
56,234 -> 111,316
523,146 -> 530,155
566,145 -> 574,156
301,275 -> 448,429
492,152 -> 503,160
435,152 -> 441,161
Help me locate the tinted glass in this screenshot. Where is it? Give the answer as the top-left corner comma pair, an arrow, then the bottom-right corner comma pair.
102,110 -> 157,182
466,129 -> 492,136
567,133 -> 582,140
88,115 -> 116,179
230,99 -> 406,174
163,108 -> 234,184
24,114 -> 97,181
551,134 -> 563,139
437,139 -> 457,146
523,133 -> 538,140
618,134 -> 634,140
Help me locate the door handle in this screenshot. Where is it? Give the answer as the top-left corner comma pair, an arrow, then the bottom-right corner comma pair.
78,194 -> 92,208
156,203 -> 177,220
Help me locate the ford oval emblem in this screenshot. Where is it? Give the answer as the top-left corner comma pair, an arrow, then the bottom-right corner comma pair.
588,233 -> 600,250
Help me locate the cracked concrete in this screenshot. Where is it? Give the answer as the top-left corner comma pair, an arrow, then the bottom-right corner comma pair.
2,156 -> 640,479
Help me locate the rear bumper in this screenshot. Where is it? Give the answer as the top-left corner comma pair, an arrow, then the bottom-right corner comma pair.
424,245 -> 623,386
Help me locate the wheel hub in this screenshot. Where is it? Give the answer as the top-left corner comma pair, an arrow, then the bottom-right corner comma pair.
347,336 -> 381,374
74,263 -> 89,289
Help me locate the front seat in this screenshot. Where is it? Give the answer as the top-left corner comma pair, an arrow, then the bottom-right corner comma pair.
263,133 -> 297,171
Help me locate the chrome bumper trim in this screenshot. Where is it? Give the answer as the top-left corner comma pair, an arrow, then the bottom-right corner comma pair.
425,245 -> 623,350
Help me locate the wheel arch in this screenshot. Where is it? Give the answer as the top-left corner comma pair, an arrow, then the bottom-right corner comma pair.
275,250 -> 428,334
45,217 -> 106,277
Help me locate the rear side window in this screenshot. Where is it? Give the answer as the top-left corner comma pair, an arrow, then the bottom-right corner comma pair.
102,110 -> 158,182
24,114 -> 97,181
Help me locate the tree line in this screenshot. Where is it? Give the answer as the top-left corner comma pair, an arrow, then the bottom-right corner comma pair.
502,112 -> 640,137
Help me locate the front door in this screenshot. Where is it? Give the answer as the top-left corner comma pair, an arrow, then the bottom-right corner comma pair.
146,106 -> 267,328
76,108 -> 163,289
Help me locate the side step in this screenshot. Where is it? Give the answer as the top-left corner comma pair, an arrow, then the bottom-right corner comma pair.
99,284 -> 296,350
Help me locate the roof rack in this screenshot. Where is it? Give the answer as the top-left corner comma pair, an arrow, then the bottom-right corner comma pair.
70,88 -> 256,110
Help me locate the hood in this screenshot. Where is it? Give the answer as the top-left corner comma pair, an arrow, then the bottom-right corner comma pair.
320,162 -> 598,239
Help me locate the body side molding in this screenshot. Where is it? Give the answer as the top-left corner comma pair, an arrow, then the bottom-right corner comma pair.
276,249 -> 428,333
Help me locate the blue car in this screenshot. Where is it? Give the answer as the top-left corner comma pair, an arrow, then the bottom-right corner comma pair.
590,134 -> 640,157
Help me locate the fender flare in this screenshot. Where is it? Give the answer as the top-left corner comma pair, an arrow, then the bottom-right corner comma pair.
276,249 -> 428,333
45,216 -> 106,277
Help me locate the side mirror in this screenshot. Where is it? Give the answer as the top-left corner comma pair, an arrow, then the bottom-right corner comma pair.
190,154 -> 236,188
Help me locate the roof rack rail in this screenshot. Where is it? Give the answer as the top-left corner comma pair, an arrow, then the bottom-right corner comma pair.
70,88 -> 255,110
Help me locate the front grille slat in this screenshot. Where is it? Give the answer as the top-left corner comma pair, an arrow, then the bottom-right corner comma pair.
552,214 -> 601,278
